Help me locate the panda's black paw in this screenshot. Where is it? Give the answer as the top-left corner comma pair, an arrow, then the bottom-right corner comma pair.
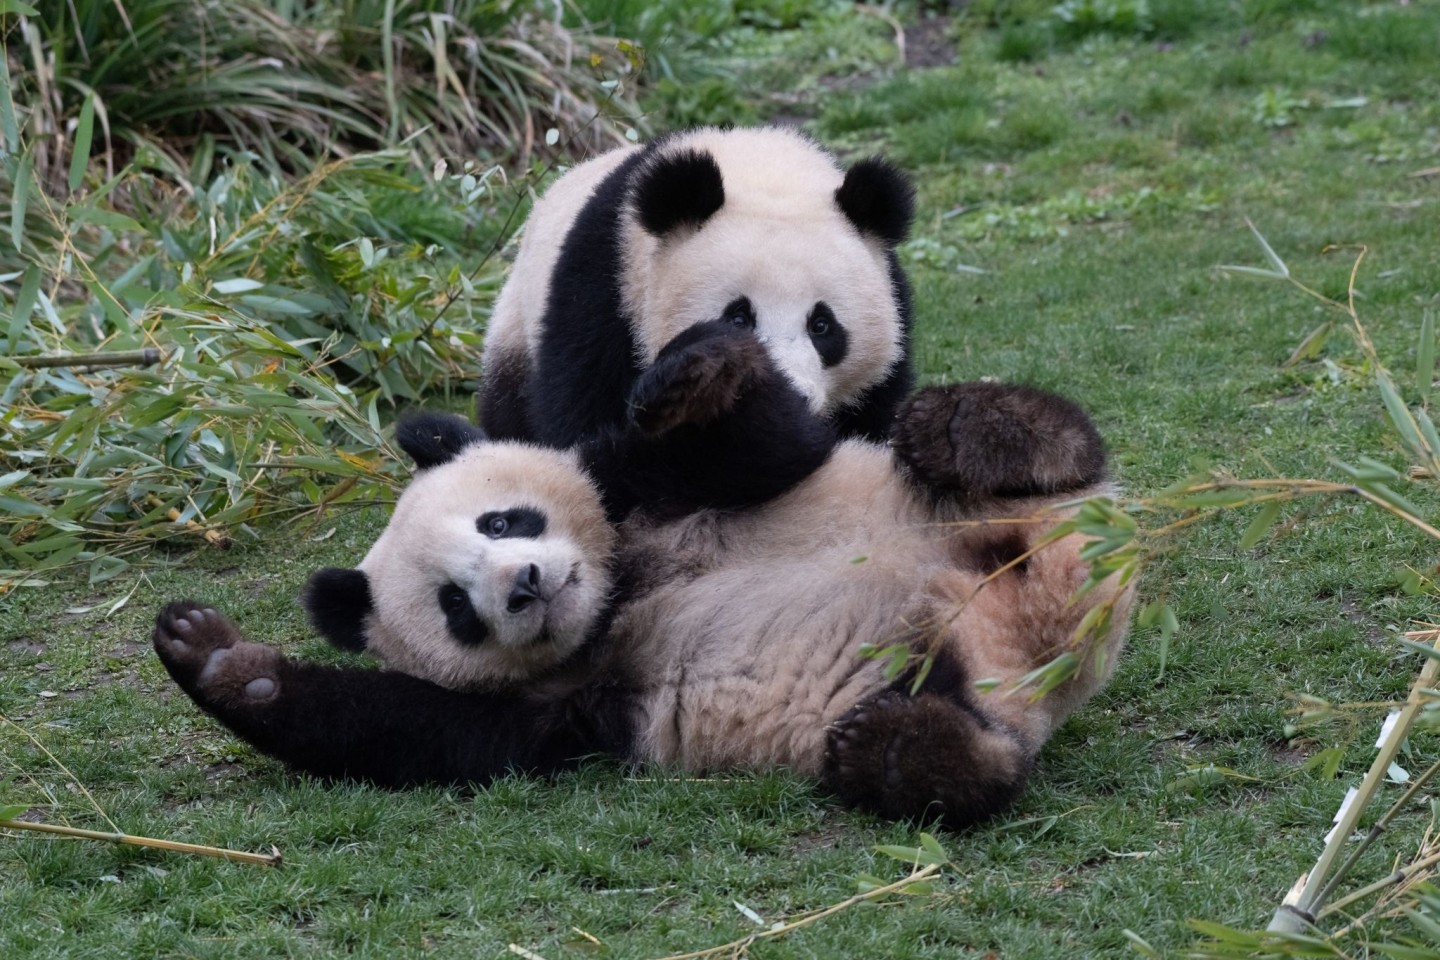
154,602 -> 284,710
628,321 -> 769,435
892,382 -> 1106,500
824,690 -> 1030,830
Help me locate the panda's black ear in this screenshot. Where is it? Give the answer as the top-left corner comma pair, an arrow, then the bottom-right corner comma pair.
633,149 -> 725,237
303,567 -> 373,652
836,157 -> 915,246
396,412 -> 486,469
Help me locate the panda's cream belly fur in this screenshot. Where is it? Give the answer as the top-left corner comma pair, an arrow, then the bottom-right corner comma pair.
611,442 -> 953,775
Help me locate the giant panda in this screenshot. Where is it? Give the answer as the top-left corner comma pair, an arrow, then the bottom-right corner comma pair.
153,327 -> 1134,827
480,125 -> 917,447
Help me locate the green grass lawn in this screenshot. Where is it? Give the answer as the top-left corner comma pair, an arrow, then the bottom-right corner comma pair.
5,1 -> 1440,957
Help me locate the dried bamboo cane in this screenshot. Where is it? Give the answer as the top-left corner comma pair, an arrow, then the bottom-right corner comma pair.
12,348 -> 164,369
1,818 -> 280,866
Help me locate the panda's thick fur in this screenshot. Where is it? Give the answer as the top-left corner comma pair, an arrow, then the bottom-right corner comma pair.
480,126 -> 917,447
154,326 -> 1135,828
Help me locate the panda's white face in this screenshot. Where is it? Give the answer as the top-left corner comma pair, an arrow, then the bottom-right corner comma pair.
356,442 -> 616,688
620,127 -> 904,416
631,217 -> 901,415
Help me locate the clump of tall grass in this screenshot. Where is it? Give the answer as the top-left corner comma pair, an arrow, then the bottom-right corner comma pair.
2,0 -> 640,190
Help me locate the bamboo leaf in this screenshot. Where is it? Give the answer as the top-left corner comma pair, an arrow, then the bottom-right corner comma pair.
1419,309 -> 1435,408
6,264 -> 40,354
1217,264 -> 1287,281
1398,638 -> 1440,662
918,832 -> 949,865
0,42 -> 19,154
1238,501 -> 1283,550
9,146 -> 33,251
0,803 -> 29,820
1377,371 -> 1428,462
1122,929 -> 1161,958
1246,219 -> 1290,277
68,93 -> 96,193
874,844 -> 947,867
1283,321 -> 1332,367
1013,651 -> 1080,702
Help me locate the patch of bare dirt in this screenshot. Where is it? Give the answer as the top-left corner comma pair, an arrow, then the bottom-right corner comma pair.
906,15 -> 957,68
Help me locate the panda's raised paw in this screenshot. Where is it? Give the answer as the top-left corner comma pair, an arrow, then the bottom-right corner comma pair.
628,321 -> 769,436
154,602 -> 283,709
891,382 -> 1106,500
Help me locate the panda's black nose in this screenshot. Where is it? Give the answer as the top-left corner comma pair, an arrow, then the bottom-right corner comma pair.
507,564 -> 542,613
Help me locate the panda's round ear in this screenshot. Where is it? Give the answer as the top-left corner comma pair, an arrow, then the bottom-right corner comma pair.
633,149 -> 725,238
835,157 -> 915,247
396,412 -> 486,469
303,567 -> 373,652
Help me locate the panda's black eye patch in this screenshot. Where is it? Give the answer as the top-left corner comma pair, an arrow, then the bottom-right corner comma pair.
807,302 -> 848,369
441,585 -> 469,613
721,296 -> 755,330
438,583 -> 488,647
478,508 -> 546,539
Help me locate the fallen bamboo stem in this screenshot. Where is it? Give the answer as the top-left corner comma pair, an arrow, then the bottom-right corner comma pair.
1,818 -> 281,866
13,349 -> 164,369
652,863 -> 941,960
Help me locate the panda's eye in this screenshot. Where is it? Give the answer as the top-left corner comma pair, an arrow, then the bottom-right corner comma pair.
440,585 -> 469,614
721,296 -> 755,330
477,508 -> 547,539
807,302 -> 848,369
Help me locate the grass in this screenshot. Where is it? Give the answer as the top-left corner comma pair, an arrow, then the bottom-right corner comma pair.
3,0 -> 639,186
5,0 -> 1440,956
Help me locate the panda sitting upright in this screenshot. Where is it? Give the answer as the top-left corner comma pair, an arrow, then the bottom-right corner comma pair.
480,126 -> 917,447
153,324 -> 1135,828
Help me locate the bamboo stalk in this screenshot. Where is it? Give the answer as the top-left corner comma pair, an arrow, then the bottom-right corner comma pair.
1267,630 -> 1440,933
1310,756 -> 1440,916
1,818 -> 280,866
12,348 -> 163,369
1322,848 -> 1440,922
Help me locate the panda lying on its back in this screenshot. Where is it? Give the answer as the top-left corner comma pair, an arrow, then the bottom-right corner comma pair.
154,328 -> 1134,827
481,126 -> 916,447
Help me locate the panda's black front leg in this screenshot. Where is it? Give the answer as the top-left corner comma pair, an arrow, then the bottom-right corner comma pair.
890,382 -> 1107,502
153,602 -> 608,787
584,320 -> 836,520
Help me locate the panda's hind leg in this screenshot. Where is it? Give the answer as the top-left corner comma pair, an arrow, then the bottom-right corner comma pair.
823,689 -> 1032,829
891,382 -> 1106,500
